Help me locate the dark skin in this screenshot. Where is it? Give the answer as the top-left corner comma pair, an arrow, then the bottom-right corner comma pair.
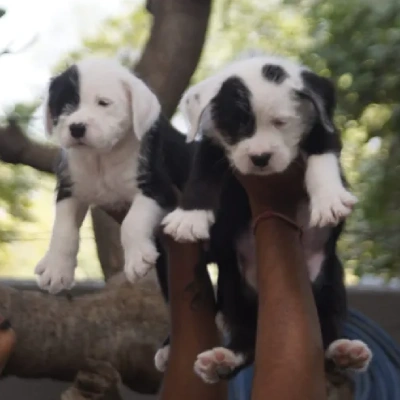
158,238 -> 227,400
0,316 -> 16,375
160,158 -> 326,400
235,158 -> 327,400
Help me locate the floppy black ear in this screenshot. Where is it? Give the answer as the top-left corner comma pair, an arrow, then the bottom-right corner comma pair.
297,71 -> 336,134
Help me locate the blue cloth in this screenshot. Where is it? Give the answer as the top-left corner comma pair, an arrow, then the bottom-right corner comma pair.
228,309 -> 400,400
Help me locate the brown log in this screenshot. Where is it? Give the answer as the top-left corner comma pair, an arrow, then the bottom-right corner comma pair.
0,277 -> 167,394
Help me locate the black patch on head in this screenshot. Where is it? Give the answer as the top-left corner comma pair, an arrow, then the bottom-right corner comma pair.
210,76 -> 256,145
261,64 -> 288,84
48,65 -> 80,127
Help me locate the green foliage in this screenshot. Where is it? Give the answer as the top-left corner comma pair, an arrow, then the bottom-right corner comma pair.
0,9 -> 5,19
0,104 -> 37,264
301,0 -> 400,277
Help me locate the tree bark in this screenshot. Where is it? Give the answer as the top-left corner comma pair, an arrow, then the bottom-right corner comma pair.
135,0 -> 212,118
0,277 -> 167,394
90,207 -> 124,282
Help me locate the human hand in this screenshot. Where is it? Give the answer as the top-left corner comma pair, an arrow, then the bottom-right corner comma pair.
235,157 -> 306,220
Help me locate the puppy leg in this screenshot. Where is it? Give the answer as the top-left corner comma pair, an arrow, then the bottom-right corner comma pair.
35,197 -> 88,294
195,251 -> 257,384
162,138 -> 228,242
121,192 -> 165,282
306,154 -> 357,227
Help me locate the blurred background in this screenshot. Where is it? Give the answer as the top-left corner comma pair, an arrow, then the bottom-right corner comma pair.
0,0 -> 399,288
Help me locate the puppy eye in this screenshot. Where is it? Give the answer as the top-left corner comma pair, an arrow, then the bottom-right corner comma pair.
97,98 -> 111,107
271,118 -> 286,128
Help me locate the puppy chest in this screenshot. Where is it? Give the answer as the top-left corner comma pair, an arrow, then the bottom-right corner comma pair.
70,159 -> 138,206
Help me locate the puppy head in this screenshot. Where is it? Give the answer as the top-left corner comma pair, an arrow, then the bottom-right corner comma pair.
182,55 -> 336,175
44,57 -> 160,152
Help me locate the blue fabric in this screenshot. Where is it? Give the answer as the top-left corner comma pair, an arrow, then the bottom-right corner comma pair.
228,309 -> 400,400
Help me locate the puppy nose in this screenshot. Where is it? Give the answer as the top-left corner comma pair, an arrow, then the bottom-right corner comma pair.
250,153 -> 272,167
69,123 -> 86,139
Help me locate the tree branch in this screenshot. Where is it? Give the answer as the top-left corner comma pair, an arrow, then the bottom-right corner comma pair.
0,119 -> 58,173
1,278 -> 167,394
135,0 -> 212,118
91,207 -> 124,281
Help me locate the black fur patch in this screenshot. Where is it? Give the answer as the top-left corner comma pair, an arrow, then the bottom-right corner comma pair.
137,114 -> 197,210
48,65 -> 80,127
210,76 -> 256,145
261,64 -> 288,84
54,149 -> 73,202
298,71 -> 342,155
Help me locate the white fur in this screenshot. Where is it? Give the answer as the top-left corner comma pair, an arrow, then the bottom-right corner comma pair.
326,339 -> 372,372
36,57 -> 162,293
48,57 -> 160,150
35,198 -> 88,294
122,193 -> 165,282
154,345 -> 170,373
162,208 -> 215,242
306,154 -> 357,227
194,347 -> 245,384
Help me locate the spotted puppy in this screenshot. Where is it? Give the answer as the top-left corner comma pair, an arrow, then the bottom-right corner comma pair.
35,57 -> 194,293
156,55 -> 371,382
162,56 -> 357,240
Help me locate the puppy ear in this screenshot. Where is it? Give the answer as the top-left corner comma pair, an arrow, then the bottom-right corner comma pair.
297,71 -> 336,134
125,75 -> 161,140
179,79 -> 218,142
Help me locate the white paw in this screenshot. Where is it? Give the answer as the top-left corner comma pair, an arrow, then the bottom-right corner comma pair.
326,339 -> 372,372
123,239 -> 159,283
162,208 -> 215,242
194,347 -> 244,384
309,186 -> 357,227
34,253 -> 76,294
154,345 -> 170,372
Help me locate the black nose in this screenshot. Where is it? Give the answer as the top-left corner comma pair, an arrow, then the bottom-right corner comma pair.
69,123 -> 86,139
250,153 -> 272,168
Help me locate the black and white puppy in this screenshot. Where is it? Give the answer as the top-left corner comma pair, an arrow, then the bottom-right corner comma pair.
156,55 -> 372,382
162,55 -> 358,239
35,57 -> 195,293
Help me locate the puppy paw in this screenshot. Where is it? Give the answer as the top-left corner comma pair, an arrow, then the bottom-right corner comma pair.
194,347 -> 244,384
123,239 -> 159,283
326,339 -> 372,372
310,186 -> 357,227
154,345 -> 170,372
162,208 -> 215,242
35,253 -> 76,294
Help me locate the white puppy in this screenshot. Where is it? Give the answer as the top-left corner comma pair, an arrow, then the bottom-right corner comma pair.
35,57 -> 164,293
